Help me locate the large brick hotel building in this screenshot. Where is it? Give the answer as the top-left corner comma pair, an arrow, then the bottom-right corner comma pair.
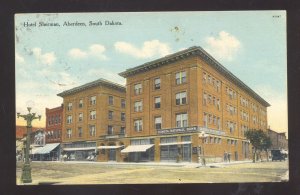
118,46 -> 269,163
57,46 -> 269,163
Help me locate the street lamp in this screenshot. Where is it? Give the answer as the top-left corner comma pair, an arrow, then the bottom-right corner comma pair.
17,107 -> 41,183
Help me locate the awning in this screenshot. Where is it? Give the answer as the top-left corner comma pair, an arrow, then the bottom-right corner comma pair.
63,147 -> 96,151
31,143 -> 60,155
159,141 -> 192,146
97,145 -> 123,149
121,144 -> 154,153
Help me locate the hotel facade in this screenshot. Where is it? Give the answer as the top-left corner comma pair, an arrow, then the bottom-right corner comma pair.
118,46 -> 270,163
57,79 -> 126,161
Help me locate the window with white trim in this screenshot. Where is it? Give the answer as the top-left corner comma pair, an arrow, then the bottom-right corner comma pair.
175,71 -> 186,85
79,99 -> 83,108
107,125 -> 113,135
203,112 -> 208,127
121,99 -> 126,108
89,125 -> 96,136
134,101 -> 142,112
121,112 -> 125,121
78,127 -> 83,137
78,113 -> 83,122
203,92 -> 207,106
176,91 -> 187,105
154,78 -> 161,90
90,110 -> 96,120
67,102 -> 72,111
134,83 -> 142,95
154,116 -> 162,130
134,119 -> 143,132
90,96 -> 96,105
154,97 -> 161,108
108,96 -> 114,105
67,115 -> 72,124
176,113 -> 188,128
67,128 -> 72,138
108,110 -> 113,120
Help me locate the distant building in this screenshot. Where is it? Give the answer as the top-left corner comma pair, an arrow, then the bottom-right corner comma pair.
45,105 -> 63,143
57,78 -> 126,161
267,129 -> 288,150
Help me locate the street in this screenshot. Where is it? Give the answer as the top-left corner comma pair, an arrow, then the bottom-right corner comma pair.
16,160 -> 288,184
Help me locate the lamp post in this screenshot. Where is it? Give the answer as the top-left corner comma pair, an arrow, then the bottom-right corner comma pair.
17,107 -> 41,183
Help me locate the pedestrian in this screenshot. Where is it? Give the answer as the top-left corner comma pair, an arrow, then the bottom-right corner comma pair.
224,151 -> 227,162
228,153 -> 231,163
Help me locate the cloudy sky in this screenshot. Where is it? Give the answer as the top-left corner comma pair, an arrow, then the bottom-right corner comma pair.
15,11 -> 287,135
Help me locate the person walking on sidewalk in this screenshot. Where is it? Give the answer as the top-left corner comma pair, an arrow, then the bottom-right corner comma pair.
224,151 -> 228,162
228,153 -> 231,163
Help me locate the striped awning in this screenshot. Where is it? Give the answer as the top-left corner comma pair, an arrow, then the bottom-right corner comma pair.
159,141 -> 192,146
31,143 -> 60,154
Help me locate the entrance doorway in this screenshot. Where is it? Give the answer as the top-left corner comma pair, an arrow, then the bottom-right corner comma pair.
109,149 -> 116,161
182,144 -> 191,162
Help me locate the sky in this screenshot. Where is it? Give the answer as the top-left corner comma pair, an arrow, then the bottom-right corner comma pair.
15,11 -> 287,136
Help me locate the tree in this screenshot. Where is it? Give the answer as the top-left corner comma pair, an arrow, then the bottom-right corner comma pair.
244,129 -> 271,163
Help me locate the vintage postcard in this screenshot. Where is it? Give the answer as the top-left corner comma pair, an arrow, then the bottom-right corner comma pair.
15,11 -> 288,185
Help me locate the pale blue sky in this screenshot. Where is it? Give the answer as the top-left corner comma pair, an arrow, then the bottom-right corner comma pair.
15,11 -> 287,134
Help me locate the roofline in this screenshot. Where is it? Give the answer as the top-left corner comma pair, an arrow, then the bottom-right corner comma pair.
119,46 -> 270,107
57,78 -> 126,97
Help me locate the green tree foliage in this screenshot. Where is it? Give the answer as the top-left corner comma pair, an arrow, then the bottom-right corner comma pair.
245,129 -> 272,162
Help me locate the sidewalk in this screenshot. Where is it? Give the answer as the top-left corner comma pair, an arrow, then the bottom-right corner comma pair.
32,159 -> 253,168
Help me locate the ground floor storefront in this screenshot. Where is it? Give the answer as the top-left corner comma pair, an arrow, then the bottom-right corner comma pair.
61,128 -> 252,163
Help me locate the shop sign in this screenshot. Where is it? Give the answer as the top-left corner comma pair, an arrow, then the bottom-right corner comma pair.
157,126 -> 198,135
197,127 -> 225,136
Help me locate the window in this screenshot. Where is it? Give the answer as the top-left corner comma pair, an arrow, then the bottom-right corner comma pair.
90,110 -> 96,120
89,125 -> 96,136
209,114 -> 212,124
216,81 -> 220,92
55,115 -> 58,124
121,99 -> 126,108
203,72 -> 207,84
154,116 -> 162,130
217,117 -> 221,129
108,110 -> 113,120
154,78 -> 161,90
134,101 -> 142,112
108,125 -> 113,135
208,95 -> 212,104
78,127 -> 83,137
90,96 -> 96,105
121,112 -> 125,121
78,113 -> 83,122
134,83 -> 142,95
161,137 -> 177,143
176,113 -> 188,128
79,99 -> 83,108
203,112 -> 208,127
181,136 -> 191,142
134,119 -> 143,132
108,96 -> 114,105
67,128 -> 72,138
217,99 -> 220,110
67,115 -> 72,124
154,97 -> 161,108
203,92 -> 207,106
175,71 -> 186,85
176,91 -> 187,105
120,127 -> 125,135
67,102 -> 72,111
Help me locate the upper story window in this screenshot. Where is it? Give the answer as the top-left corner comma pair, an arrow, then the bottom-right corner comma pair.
90,96 -> 96,105
78,127 -> 83,137
176,91 -> 187,105
203,112 -> 208,127
121,99 -> 126,109
108,96 -> 114,105
90,110 -> 96,120
203,72 -> 207,83
134,83 -> 142,95
120,127 -> 125,135
121,112 -> 125,121
134,101 -> 143,112
79,99 -> 83,108
176,71 -> 186,85
78,113 -> 83,122
108,110 -> 113,120
154,78 -> 161,90
67,115 -> 72,124
154,97 -> 161,108
55,115 -> 58,124
134,119 -> 143,132
154,116 -> 162,130
108,125 -> 113,135
203,92 -> 207,105
176,113 -> 188,128
67,128 -> 72,138
89,125 -> 96,136
67,102 -> 72,111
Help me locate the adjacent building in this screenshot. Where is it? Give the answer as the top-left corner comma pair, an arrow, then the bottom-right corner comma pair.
57,78 -> 126,161
267,129 -> 288,150
45,105 -> 63,144
119,46 -> 270,163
